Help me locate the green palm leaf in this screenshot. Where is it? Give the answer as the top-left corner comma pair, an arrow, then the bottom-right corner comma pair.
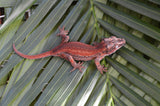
0,0 -> 160,105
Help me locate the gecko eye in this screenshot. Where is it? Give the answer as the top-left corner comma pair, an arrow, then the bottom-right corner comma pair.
116,45 -> 119,49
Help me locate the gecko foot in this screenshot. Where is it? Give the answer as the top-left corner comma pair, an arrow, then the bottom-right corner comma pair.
57,26 -> 69,36
98,65 -> 107,74
70,62 -> 84,73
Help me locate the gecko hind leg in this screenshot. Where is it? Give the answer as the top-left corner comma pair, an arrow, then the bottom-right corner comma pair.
60,53 -> 84,73
70,61 -> 84,72
57,26 -> 69,43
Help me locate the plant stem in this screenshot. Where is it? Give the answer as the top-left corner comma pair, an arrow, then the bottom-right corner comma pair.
90,0 -> 101,41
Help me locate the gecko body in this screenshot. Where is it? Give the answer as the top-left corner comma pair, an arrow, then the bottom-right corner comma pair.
13,27 -> 125,74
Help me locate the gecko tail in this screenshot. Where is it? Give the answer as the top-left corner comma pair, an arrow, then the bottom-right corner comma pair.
13,44 -> 52,59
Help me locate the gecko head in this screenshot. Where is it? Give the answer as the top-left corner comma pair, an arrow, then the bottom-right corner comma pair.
103,36 -> 126,55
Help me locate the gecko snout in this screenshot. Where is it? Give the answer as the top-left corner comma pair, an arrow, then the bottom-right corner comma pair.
103,36 -> 126,55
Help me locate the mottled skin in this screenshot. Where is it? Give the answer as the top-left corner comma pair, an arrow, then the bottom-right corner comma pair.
13,27 -> 126,74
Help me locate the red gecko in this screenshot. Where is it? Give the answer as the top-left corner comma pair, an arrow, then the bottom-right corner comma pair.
13,27 -> 125,74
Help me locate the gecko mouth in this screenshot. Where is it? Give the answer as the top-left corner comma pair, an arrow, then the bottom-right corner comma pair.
117,38 -> 126,48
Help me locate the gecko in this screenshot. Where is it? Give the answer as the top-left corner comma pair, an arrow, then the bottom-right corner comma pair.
13,27 -> 126,74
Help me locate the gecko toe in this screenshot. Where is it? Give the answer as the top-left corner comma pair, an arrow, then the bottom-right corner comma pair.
98,65 -> 107,74
70,67 -> 76,72
70,62 -> 84,73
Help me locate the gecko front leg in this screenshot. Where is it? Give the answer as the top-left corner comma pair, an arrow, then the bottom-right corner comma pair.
57,26 -> 69,43
60,53 -> 84,72
94,56 -> 107,74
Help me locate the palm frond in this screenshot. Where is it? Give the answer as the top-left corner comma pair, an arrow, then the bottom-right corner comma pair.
0,0 -> 160,105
